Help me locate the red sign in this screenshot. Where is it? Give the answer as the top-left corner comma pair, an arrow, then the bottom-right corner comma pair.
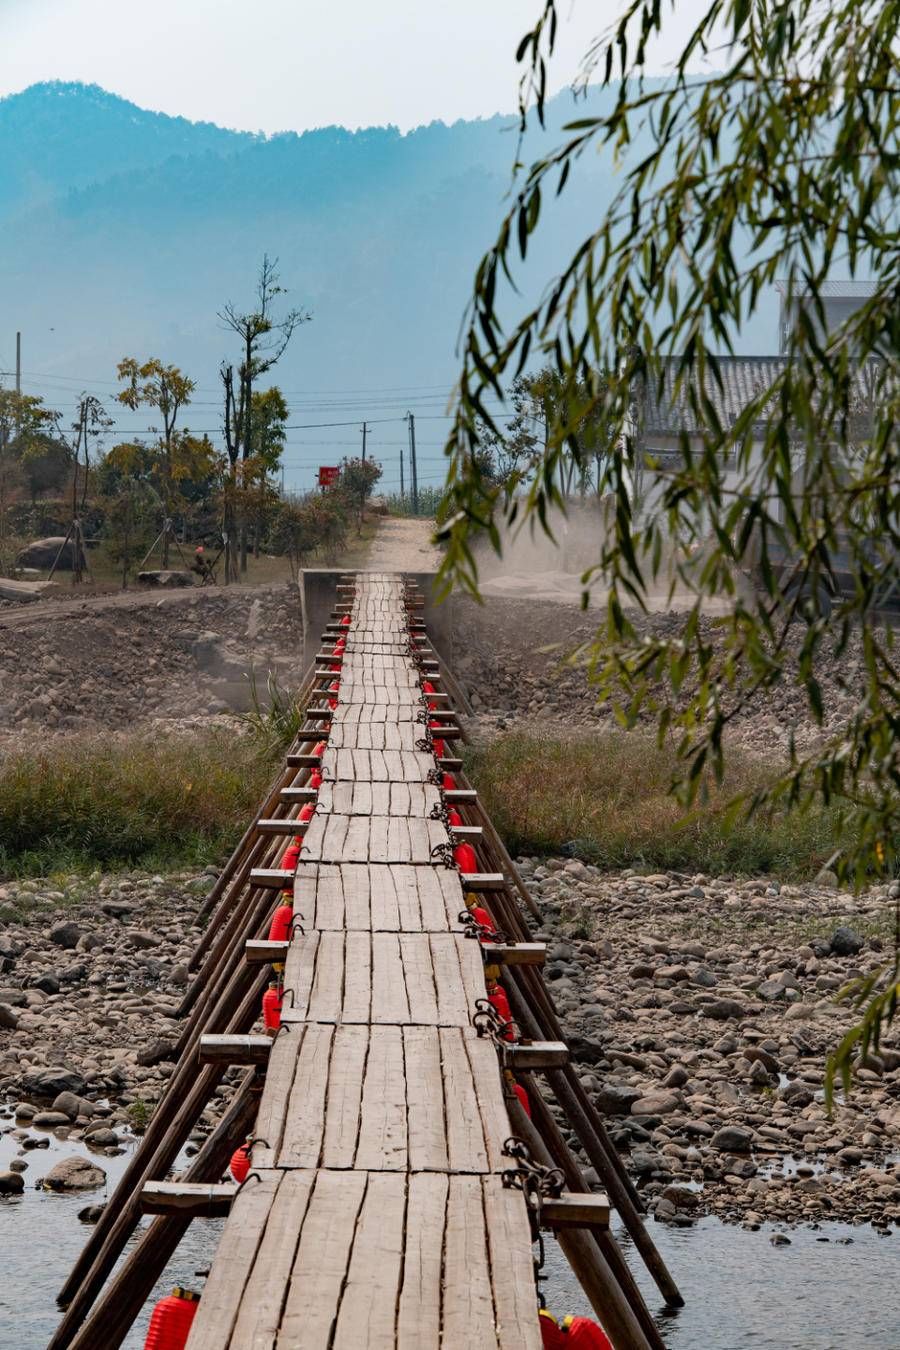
318,465 -> 340,488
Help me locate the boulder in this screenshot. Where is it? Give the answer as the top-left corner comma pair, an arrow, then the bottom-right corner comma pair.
16,536 -> 86,571
700,998 -> 748,1020
711,1125 -> 753,1153
136,570 -> 193,588
830,926 -> 863,957
21,1066 -> 87,1098
52,1091 -> 96,1121
0,1171 -> 25,1194
594,1083 -> 643,1115
0,1004 -> 19,1030
631,1091 -> 682,1116
43,1156 -> 106,1191
49,922 -> 84,950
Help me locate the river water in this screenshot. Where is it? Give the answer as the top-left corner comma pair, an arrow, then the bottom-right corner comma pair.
1,1126 -> 895,1349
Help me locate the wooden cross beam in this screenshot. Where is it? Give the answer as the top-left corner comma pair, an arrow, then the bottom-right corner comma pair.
443,789 -> 477,804
255,818 -> 310,836
140,1182 -> 235,1218
480,942 -> 546,967
460,871 -> 505,891
286,754 -> 322,768
197,1035 -> 272,1066
538,1194 -> 611,1231
245,939 -> 290,964
501,1041 -> 569,1070
249,868 -> 295,889
279,787 -> 318,803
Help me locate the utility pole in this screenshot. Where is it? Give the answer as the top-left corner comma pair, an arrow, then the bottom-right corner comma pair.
400,447 -> 405,500
15,332 -> 21,398
361,421 -> 367,462
406,411 -> 418,515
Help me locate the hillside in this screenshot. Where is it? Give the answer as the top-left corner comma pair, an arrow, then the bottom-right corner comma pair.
0,82 -> 778,488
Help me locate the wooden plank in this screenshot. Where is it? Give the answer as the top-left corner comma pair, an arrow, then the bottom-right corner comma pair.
355,1025 -> 407,1171
430,933 -> 473,1026
540,1193 -> 611,1230
371,932 -> 411,1024
184,1173 -> 281,1348
397,1173 -> 448,1348
322,1024 -> 368,1168
283,929 -> 320,1019
370,863 -> 400,930
279,1022 -> 334,1167
483,1176 -> 545,1349
440,1028 -> 488,1172
403,1026 -> 448,1171
252,1026 -> 302,1168
307,930 -> 345,1023
331,1173 -> 406,1349
398,933 -> 439,1024
277,1170 -> 367,1348
442,1175 -> 499,1348
245,939 -> 290,965
342,930 -> 372,1022
465,1034 -> 511,1174
341,862 -> 371,929
227,1172 -> 316,1350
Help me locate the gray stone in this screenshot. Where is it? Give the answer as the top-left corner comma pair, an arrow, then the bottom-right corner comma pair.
33,974 -> 60,995
32,1111 -> 71,1127
49,922 -> 83,950
43,1156 -> 107,1191
16,536 -> 85,570
52,1091 -> 95,1121
631,1090 -> 682,1116
0,1004 -> 19,1030
830,926 -> 863,957
700,999 -> 748,1020
0,987 -> 27,1007
21,1066 -> 87,1098
0,1171 -> 25,1194
711,1126 -> 753,1153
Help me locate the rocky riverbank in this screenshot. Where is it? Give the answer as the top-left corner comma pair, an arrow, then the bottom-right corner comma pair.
0,870 -> 228,1197
2,861 -> 899,1234
521,856 -> 900,1232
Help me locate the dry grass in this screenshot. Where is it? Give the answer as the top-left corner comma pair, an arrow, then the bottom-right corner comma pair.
0,731 -> 276,876
465,730 -> 849,879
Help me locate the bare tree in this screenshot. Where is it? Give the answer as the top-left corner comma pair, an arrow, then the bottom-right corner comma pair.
219,255 -> 310,578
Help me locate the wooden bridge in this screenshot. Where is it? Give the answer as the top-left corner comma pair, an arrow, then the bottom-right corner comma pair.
49,572 -> 681,1350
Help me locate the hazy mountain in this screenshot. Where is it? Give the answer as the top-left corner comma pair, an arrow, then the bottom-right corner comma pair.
0,81 -> 776,488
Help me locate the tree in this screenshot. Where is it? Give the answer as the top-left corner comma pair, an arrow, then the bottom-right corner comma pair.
219,257 -> 310,578
245,387 -> 288,557
18,433 -> 72,505
438,3 -> 900,1083
0,387 -> 61,546
339,456 -> 383,532
56,394 -> 112,582
116,358 -> 196,565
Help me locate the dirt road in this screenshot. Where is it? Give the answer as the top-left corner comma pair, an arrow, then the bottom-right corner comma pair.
366,516 -> 440,572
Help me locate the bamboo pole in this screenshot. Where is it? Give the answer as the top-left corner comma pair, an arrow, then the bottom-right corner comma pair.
505,1096 -> 652,1350
65,1070 -> 262,1350
54,966 -> 267,1321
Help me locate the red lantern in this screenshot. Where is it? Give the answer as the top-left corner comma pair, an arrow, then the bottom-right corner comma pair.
469,905 -> 496,933
329,661 -> 342,673
309,768 -> 323,790
230,1143 -> 251,1183
540,1311 -> 566,1349
562,1317 -> 614,1348
340,613 -> 351,627
298,801 -> 316,823
143,1287 -> 199,1350
446,808 -> 463,827
268,903 -> 293,943
262,985 -> 283,1031
453,842 -> 478,873
422,680 -> 435,694
280,837 -> 303,871
442,772 -> 456,790
432,738 -> 446,759
513,1082 -> 532,1118
488,983 -> 516,1040
313,740 -> 327,758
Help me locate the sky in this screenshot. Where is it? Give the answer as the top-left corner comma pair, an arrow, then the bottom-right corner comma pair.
1,0 -> 717,133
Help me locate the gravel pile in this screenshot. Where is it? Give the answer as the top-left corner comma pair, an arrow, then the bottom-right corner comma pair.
0,585 -> 302,745
453,596 -> 869,755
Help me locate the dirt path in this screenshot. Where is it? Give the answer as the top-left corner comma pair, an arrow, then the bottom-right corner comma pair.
0,580 -> 288,631
366,516 -> 440,572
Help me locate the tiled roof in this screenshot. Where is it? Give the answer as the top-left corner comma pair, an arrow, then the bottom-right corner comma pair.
639,357 -> 786,434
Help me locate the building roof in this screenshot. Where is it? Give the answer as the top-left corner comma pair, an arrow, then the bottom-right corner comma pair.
639,355 -> 880,436
640,357 -> 785,434
774,279 -> 878,298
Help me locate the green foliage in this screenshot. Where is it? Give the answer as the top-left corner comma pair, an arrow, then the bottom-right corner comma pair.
439,1 -> 900,1084
465,731 -> 850,878
339,456 -> 383,530
0,732 -> 274,876
238,670 -> 308,756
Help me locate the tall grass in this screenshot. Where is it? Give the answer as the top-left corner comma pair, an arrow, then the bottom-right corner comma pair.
0,732 -> 276,877
465,731 -> 850,879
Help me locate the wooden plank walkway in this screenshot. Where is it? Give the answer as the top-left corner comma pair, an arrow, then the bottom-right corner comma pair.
186,573 -> 542,1349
